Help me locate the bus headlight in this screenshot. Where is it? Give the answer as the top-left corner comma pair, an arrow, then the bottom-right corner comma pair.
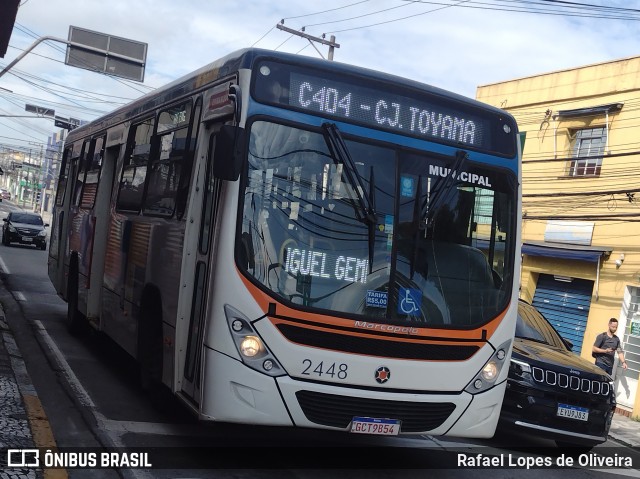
481,361 -> 498,381
224,305 -> 284,377
239,336 -> 262,357
465,339 -> 511,394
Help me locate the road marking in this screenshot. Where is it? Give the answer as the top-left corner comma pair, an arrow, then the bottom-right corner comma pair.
22,395 -> 69,479
98,417 -> 214,436
591,469 -> 640,477
0,254 -> 9,274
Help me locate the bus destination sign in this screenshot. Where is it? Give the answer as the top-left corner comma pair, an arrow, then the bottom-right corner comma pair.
290,72 -> 484,147
252,60 -> 516,156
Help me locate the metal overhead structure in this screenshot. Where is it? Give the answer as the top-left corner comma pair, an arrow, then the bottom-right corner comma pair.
0,26 -> 146,131
65,26 -> 148,82
0,104 -> 81,131
0,0 -> 20,58
0,26 -> 148,82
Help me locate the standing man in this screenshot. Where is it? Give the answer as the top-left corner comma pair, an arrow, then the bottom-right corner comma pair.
592,318 -> 628,375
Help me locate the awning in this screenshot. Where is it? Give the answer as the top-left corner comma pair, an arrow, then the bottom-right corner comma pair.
522,241 -> 612,263
555,103 -> 623,119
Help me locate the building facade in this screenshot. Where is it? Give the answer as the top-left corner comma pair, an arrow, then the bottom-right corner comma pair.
477,56 -> 640,418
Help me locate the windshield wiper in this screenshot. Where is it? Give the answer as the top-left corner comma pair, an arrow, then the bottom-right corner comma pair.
421,149 -> 468,229
322,123 -> 377,224
409,150 -> 468,279
410,175 -> 424,280
367,166 -> 376,275
322,122 -> 377,274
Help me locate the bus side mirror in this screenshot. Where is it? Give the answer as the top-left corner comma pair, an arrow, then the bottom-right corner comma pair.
213,125 -> 246,181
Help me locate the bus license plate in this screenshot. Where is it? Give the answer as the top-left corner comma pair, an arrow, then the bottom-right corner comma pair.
557,404 -> 589,421
350,417 -> 400,435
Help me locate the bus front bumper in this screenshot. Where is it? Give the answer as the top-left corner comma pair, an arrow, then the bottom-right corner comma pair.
200,348 -> 506,438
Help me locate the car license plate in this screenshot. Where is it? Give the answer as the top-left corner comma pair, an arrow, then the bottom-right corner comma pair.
350,417 -> 400,435
22,236 -> 32,242
557,403 -> 589,421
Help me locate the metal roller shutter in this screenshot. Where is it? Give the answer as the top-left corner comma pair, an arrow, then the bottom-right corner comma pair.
531,274 -> 594,354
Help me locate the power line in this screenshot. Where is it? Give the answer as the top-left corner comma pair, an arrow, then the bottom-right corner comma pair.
251,25 -> 276,48
325,0 -> 470,34
523,187 -> 640,198
537,0 -> 640,14
2,49 -> 143,101
402,0 -> 640,20
283,0 -> 372,20
273,33 -> 294,52
302,1 -> 421,28
306,0 -> 640,36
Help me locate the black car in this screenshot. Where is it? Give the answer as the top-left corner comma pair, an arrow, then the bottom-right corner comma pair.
498,300 -> 616,450
2,212 -> 48,250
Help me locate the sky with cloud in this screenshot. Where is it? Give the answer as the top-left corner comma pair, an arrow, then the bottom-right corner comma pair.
1,0 -> 640,153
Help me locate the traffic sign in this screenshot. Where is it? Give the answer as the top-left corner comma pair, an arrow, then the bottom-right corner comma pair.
25,103 -> 55,117
66,26 -> 147,82
54,116 -> 76,130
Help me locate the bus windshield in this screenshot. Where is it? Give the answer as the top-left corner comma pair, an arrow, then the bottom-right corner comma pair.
239,120 -> 515,328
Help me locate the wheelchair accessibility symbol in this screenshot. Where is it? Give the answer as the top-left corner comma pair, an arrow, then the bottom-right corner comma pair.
398,288 -> 421,315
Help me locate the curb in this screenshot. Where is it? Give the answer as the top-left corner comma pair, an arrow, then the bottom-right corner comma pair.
0,302 -> 68,479
29,321 -> 147,479
607,414 -> 640,449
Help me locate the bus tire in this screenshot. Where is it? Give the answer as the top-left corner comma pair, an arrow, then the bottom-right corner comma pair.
66,252 -> 85,335
138,287 -> 163,393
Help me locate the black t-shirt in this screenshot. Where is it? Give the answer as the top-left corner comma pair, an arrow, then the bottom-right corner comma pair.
594,332 -> 621,368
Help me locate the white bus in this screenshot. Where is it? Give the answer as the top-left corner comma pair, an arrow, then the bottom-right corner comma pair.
48,48 -> 521,438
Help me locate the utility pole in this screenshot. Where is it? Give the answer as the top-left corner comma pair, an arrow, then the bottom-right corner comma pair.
276,23 -> 339,60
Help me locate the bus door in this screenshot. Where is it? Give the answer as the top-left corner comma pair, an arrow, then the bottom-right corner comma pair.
68,136 -> 106,317
48,145 -> 73,296
85,135 -> 121,327
181,81 -> 235,403
55,143 -> 83,300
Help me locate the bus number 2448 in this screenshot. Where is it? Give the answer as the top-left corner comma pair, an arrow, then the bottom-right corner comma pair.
301,359 -> 348,379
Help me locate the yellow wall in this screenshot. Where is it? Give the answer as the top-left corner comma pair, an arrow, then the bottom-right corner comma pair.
477,56 -> 640,417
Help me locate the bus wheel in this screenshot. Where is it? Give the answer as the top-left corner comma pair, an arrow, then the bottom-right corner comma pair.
66,252 -> 85,335
138,288 -> 163,393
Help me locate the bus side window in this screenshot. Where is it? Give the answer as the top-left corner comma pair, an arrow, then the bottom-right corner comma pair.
175,98 -> 201,220
72,141 -> 90,207
117,118 -> 154,212
55,147 -> 72,207
143,101 -> 193,217
79,135 -> 105,209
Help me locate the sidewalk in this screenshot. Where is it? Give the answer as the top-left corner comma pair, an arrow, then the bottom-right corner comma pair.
608,412 -> 640,448
0,303 -> 43,478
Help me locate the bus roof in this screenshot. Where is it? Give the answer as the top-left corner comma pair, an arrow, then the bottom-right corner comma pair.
66,48 -> 512,144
